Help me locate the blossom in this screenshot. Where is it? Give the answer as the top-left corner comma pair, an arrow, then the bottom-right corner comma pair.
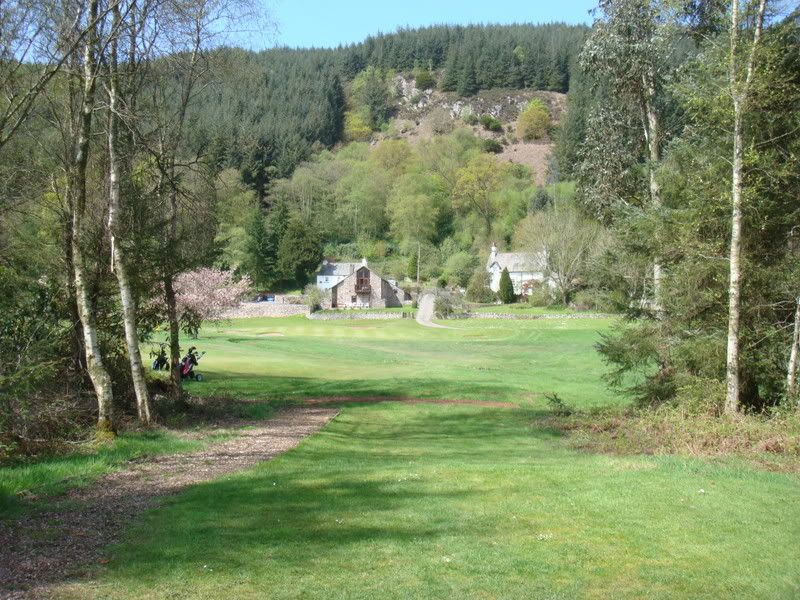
173,268 -> 252,323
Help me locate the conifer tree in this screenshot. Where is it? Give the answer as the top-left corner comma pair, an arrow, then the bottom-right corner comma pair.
498,267 -> 515,304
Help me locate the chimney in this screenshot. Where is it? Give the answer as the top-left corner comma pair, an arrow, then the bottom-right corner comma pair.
490,242 -> 498,260
361,257 -> 368,267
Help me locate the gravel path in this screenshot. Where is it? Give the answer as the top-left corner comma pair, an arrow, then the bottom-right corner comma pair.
415,293 -> 452,329
0,407 -> 338,599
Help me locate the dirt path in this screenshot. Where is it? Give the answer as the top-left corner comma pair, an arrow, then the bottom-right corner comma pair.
415,293 -> 452,329
0,407 -> 338,599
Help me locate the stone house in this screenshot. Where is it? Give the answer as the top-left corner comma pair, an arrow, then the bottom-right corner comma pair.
316,259 -> 363,290
329,262 -> 410,309
486,243 -> 549,295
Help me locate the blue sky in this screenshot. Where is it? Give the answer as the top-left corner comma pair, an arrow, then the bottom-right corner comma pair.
242,0 -> 598,50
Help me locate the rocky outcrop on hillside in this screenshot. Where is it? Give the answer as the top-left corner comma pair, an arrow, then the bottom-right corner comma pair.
387,76 -> 566,185
392,75 -> 566,125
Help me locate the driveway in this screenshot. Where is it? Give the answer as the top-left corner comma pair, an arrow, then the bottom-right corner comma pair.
415,293 -> 452,329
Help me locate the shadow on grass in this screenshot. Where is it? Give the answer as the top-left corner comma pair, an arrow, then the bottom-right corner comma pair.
88,405 -> 569,589
188,372 -> 538,406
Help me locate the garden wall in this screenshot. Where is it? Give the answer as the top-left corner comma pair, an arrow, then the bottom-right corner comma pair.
307,311 -> 410,321
221,302 -> 309,319
461,312 -> 614,320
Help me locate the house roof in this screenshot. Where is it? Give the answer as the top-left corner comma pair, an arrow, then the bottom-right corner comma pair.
487,251 -> 547,273
317,261 -> 362,277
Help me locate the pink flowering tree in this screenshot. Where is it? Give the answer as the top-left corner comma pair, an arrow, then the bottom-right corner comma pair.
173,268 -> 252,336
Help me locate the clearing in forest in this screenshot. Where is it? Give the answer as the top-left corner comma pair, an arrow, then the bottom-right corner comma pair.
3,316 -> 799,599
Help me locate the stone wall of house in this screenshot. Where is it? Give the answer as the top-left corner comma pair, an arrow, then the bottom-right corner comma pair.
332,268 -> 402,308
221,302 -> 309,319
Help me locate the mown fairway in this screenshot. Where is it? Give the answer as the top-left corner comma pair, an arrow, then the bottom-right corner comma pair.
180,315 -> 621,408
56,317 -> 800,598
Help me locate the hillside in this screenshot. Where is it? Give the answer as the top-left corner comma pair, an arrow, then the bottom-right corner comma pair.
387,78 -> 566,184
181,23 -> 587,185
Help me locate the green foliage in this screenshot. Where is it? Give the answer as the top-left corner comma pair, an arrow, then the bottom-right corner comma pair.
527,285 -> 554,307
413,67 -> 436,90
479,114 -> 503,132
457,60 -> 479,96
343,111 -> 372,141
554,68 -> 590,180
245,200 -> 289,290
530,187 -> 553,211
351,66 -> 392,129
303,284 -> 326,312
214,170 -> 259,273
517,99 -> 551,141
465,269 -> 496,303
498,267 -> 515,304
443,252 -> 478,288
433,291 -> 465,317
482,138 -> 503,153
276,216 -> 323,287
589,12 -> 800,410
407,252 -> 418,280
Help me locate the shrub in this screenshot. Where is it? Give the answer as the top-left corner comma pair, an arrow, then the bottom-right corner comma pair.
527,285 -> 553,307
517,99 -> 551,141
344,111 -> 372,141
434,290 -> 465,318
498,267 -> 515,304
443,252 -> 478,288
407,253 -> 418,280
463,112 -> 479,126
479,114 -> 503,132
673,376 -> 726,416
482,138 -> 503,153
414,69 -> 435,90
572,290 -> 599,311
428,107 -> 454,135
466,269 -> 496,303
303,284 -> 326,312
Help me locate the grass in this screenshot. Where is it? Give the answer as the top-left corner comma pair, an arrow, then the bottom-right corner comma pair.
11,316 -> 800,598
0,431 -> 207,517
470,303 -> 601,315
63,403 -> 800,599
184,315 -> 621,408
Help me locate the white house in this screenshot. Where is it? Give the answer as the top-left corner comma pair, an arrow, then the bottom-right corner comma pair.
486,243 -> 548,295
316,259 -> 366,290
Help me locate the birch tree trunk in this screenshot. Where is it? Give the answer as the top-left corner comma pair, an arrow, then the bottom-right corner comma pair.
787,296 -> 800,402
724,0 -> 767,416
164,182 -> 183,398
107,0 -> 151,424
642,73 -> 664,314
69,0 -> 115,434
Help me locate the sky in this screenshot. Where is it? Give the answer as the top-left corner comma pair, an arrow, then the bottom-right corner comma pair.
241,0 -> 599,50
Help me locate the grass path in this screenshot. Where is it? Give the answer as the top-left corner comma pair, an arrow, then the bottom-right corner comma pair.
55,403 -> 800,600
